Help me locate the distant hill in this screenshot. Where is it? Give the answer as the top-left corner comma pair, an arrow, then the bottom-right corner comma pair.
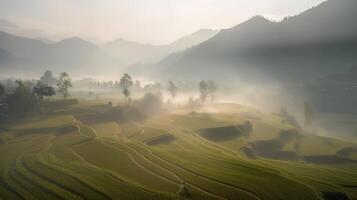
0,48 -> 13,64
158,0 -> 357,83
0,28 -> 218,76
320,65 -> 357,83
306,65 -> 357,114
0,31 -> 113,75
103,29 -> 218,65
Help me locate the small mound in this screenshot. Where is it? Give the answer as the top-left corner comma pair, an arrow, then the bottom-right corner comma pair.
145,134 -> 175,146
337,147 -> 357,159
322,192 -> 350,200
303,155 -> 357,165
244,139 -> 299,161
197,126 -> 242,141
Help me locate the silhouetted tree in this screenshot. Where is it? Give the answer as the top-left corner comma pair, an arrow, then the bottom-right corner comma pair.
43,85 -> 55,99
6,80 -> 38,118
168,80 -> 178,101
136,92 -> 163,115
33,81 -> 46,100
207,80 -> 217,102
40,70 -> 56,85
199,80 -> 209,103
119,73 -> 134,104
135,80 -> 142,88
57,72 -> 72,99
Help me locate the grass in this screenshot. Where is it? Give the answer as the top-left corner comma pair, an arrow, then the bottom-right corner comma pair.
132,127 -> 169,142
1,100 -> 357,200
91,122 -> 122,140
72,139 -> 179,194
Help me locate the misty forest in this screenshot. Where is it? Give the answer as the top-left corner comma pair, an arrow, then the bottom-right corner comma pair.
1,0 -> 357,200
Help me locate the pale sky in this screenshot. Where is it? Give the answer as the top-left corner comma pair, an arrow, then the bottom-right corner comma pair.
0,0 -> 325,45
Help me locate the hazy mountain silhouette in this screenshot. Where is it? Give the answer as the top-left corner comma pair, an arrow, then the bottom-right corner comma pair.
0,48 -> 13,65
320,65 -> 357,83
159,0 -> 357,83
103,29 -> 218,65
306,65 -> 357,114
0,31 -> 113,75
0,28 -> 218,76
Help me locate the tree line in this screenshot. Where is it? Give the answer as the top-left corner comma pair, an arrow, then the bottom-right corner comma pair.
0,72 -> 73,121
117,73 -> 218,105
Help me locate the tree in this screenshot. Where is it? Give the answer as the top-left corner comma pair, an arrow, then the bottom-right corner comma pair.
168,80 -> 178,101
304,102 -> 314,129
57,72 -> 72,99
199,80 -> 209,103
207,80 -> 217,102
43,85 -> 56,99
119,73 -> 134,104
137,93 -> 163,115
6,80 -> 38,118
134,80 -> 142,88
33,81 -> 46,100
34,81 -> 56,100
41,70 -> 56,85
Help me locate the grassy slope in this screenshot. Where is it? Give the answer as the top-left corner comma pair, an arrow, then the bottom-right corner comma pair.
0,101 -> 356,200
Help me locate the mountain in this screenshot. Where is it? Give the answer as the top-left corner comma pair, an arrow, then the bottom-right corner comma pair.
159,0 -> 357,83
305,65 -> 357,114
0,31 -> 113,75
168,29 -> 219,51
103,29 -> 218,65
103,39 -> 167,65
0,48 -> 13,64
0,28 -> 218,76
35,37 -> 54,44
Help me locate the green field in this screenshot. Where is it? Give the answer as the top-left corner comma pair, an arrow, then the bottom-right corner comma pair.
1,100 -> 357,200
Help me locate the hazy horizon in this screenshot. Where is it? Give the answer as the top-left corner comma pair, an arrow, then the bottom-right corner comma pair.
0,0 -> 325,45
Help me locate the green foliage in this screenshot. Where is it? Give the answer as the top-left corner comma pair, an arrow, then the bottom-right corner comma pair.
1,102 -> 357,200
33,81 -> 56,100
5,80 -> 39,118
199,80 -> 209,103
119,73 -> 134,103
57,72 -> 72,99
135,93 -> 163,115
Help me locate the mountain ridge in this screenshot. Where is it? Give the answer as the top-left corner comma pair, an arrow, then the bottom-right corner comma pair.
0,28 -> 218,76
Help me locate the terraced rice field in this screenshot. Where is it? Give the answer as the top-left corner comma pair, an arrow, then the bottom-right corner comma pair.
0,101 -> 357,200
